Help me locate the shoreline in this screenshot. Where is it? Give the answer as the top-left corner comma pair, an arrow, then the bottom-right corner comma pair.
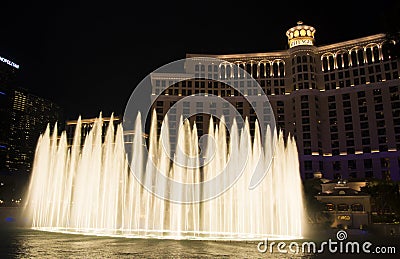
2,207 -> 399,241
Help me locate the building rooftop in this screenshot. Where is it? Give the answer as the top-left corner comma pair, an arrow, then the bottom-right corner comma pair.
317,185 -> 369,196
186,33 -> 386,60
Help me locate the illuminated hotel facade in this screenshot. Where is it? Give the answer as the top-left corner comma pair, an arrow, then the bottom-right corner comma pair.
150,22 -> 400,180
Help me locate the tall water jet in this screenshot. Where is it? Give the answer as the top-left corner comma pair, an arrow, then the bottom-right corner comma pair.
24,112 -> 304,240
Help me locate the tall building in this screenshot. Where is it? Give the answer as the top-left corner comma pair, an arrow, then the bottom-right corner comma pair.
6,88 -> 62,172
150,22 -> 400,180
0,55 -> 19,172
0,54 -> 62,173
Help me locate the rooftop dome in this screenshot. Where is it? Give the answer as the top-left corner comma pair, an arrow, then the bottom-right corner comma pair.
286,21 -> 316,48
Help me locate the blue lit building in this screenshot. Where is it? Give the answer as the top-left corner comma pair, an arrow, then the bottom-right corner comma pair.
0,55 -> 18,172
0,55 -> 62,173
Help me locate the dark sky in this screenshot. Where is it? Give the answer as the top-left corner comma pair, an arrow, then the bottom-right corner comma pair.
1,1 -> 399,120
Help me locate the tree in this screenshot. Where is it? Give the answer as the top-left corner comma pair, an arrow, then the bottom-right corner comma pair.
361,179 -> 400,223
303,178 -> 333,226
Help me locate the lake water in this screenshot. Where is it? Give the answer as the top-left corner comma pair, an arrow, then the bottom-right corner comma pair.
0,228 -> 313,258
0,228 -> 399,258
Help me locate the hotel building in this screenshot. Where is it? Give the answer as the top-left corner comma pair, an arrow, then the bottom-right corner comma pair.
6,88 -> 62,172
0,55 -> 62,173
150,22 -> 400,180
0,55 -> 18,172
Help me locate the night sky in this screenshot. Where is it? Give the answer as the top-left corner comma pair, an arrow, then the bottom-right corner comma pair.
1,1 -> 399,121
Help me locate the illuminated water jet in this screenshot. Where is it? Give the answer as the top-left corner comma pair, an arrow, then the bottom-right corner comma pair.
24,112 -> 304,240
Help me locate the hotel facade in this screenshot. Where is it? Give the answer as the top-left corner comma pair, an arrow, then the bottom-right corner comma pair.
150,22 -> 400,180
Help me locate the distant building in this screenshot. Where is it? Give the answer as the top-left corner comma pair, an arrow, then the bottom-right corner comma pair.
6,88 -> 62,172
316,179 -> 371,229
65,115 -> 148,157
0,54 -> 62,173
0,55 -> 18,172
150,21 -> 400,180
65,115 -> 122,145
321,179 -> 367,194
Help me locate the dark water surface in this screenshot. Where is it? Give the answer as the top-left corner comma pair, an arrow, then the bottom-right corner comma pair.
0,228 -> 399,258
0,228 -> 313,258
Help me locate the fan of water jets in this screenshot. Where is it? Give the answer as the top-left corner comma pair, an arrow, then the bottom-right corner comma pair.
23,112 -> 304,240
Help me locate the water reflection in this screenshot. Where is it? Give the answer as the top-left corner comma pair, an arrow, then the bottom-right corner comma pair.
1,229 -> 312,258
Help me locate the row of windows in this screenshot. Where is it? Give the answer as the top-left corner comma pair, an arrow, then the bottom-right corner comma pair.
324,203 -> 364,212
304,158 -> 393,171
327,89 -> 384,101
303,143 -> 396,156
292,55 -> 315,64
324,72 -> 398,90
293,73 -> 316,82
156,80 -> 397,98
155,86 -> 289,96
156,88 -> 241,97
324,62 -> 397,82
195,64 -> 218,72
156,94 -> 398,123
329,128 -> 387,145
292,64 -> 316,73
259,79 -> 285,87
294,82 -> 317,90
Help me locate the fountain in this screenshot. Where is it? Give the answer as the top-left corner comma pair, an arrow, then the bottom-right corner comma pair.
23,111 -> 304,240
